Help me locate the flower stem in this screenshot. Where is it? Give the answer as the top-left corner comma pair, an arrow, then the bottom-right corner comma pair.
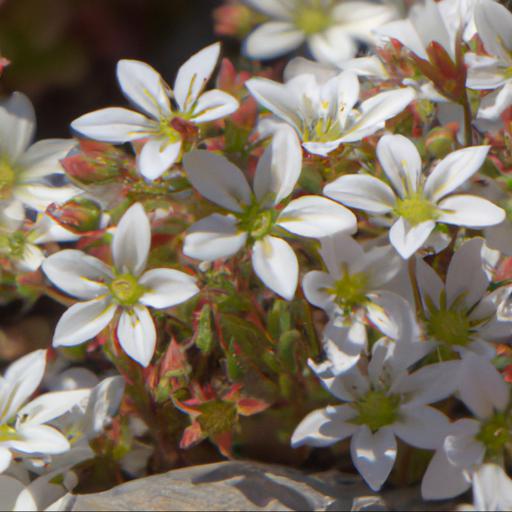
462,95 -> 473,147
408,257 -> 423,317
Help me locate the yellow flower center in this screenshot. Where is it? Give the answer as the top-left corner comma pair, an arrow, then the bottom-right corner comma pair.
0,424 -> 19,442
427,307 -> 471,348
0,160 -> 16,200
476,413 -> 510,457
237,200 -> 277,241
294,4 -> 332,35
326,267 -> 368,313
394,194 -> 439,226
109,274 -> 144,306
351,390 -> 401,432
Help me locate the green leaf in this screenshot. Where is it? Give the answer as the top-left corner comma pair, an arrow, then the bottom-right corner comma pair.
196,304 -> 214,354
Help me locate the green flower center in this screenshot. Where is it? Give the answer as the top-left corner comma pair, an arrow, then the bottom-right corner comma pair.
351,390 -> 401,432
294,5 -> 332,35
109,274 -> 144,306
476,413 -> 510,457
394,194 -> 439,226
158,118 -> 181,144
237,201 -> 277,241
326,268 -> 368,312
0,424 -> 19,442
0,160 -> 16,200
427,308 -> 471,347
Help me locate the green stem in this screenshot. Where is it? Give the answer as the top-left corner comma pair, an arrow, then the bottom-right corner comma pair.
462,95 -> 473,147
408,257 -> 423,318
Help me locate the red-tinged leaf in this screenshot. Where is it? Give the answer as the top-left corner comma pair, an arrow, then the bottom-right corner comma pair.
217,58 -> 237,92
159,338 -> 188,378
503,365 -> 512,384
211,431 -> 233,458
174,398 -> 202,418
237,398 -> 270,416
223,383 -> 244,402
496,257 -> 512,281
180,421 -> 205,450
46,198 -> 102,234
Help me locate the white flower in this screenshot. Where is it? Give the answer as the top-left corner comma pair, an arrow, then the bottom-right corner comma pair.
0,92 -> 77,213
247,71 -> 415,156
243,0 -> 400,65
0,350 -> 88,473
416,237 -> 511,359
422,354 -> 510,500
42,203 -> 200,367
324,134 -> 505,259
183,126 -> 357,299
466,0 -> 512,120
71,43 -> 239,181
292,337 -> 458,491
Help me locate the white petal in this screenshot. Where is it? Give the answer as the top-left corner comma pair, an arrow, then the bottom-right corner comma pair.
446,238 -> 489,309
458,352 -> 509,418
438,195 -> 505,227
475,0 -> 512,64
291,405 -> 358,447
308,29 -> 358,65
71,107 -> 154,143
17,244 -> 44,273
13,183 -> 79,212
473,464 -> 512,512
340,87 -> 415,142
137,139 -> 181,181
183,150 -> 251,213
376,134 -> 422,197
0,350 -> 46,424
393,405 -> 450,450
43,249 -> 112,300
10,424 -> 69,455
246,77 -> 302,132
116,59 -> 171,119
351,425 -> 397,492
478,82 -> 512,120
184,214 -> 247,261
324,174 -> 395,214
421,449 -> 471,500
393,361 -> 461,406
53,296 -> 116,347
424,146 -> 490,202
302,271 -> 335,311
139,268 -> 199,309
112,203 -> 150,275
277,196 -> 357,238
174,43 -> 221,112
252,236 -> 298,300
17,390 -> 89,426
444,424 -> 485,470
319,233 -> 364,278
389,218 -> 436,259
17,139 -> 75,181
253,125 -> 302,206
416,256 -> 444,309
377,19 -> 427,59
190,89 -> 239,123
0,92 -> 35,162
244,0 -> 292,18
244,22 -> 305,61
117,306 -> 156,367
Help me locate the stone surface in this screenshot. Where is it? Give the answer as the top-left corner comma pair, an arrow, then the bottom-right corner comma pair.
59,461 -> 460,511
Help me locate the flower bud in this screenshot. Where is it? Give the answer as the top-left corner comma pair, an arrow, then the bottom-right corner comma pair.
47,197 -> 102,233
425,125 -> 457,158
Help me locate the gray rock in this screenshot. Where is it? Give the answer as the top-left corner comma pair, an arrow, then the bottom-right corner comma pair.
58,461 -> 459,511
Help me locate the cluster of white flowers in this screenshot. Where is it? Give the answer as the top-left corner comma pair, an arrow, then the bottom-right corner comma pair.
1,0 -> 512,506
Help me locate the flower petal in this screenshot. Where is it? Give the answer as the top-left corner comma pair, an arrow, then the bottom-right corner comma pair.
174,43 -> 221,112
137,139 -> 181,181
0,92 -> 35,162
116,59 -> 171,119
71,107 -> 154,143
389,218 -> 436,259
10,424 -> 70,455
112,203 -> 151,276
424,146 -> 490,202
13,183 -> 79,212
53,296 -> 116,348
393,405 -> 450,450
351,425 -> 397,492
416,256 -> 444,309
475,0 -> 512,64
277,196 -> 357,238
244,22 -> 305,61
308,28 -> 358,65
43,249 -> 112,300
252,236 -> 298,300
253,125 -> 302,207
324,174 -> 395,214
438,195 -> 505,227
291,405 -> 358,448
302,271 -> 335,311
139,268 -> 199,309
190,89 -> 239,123
184,214 -> 247,261
376,134 -> 422,197
183,150 -> 251,213
0,474 -> 23,508
117,306 -> 156,367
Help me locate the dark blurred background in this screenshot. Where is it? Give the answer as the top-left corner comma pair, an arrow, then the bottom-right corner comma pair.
0,0 -> 228,139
